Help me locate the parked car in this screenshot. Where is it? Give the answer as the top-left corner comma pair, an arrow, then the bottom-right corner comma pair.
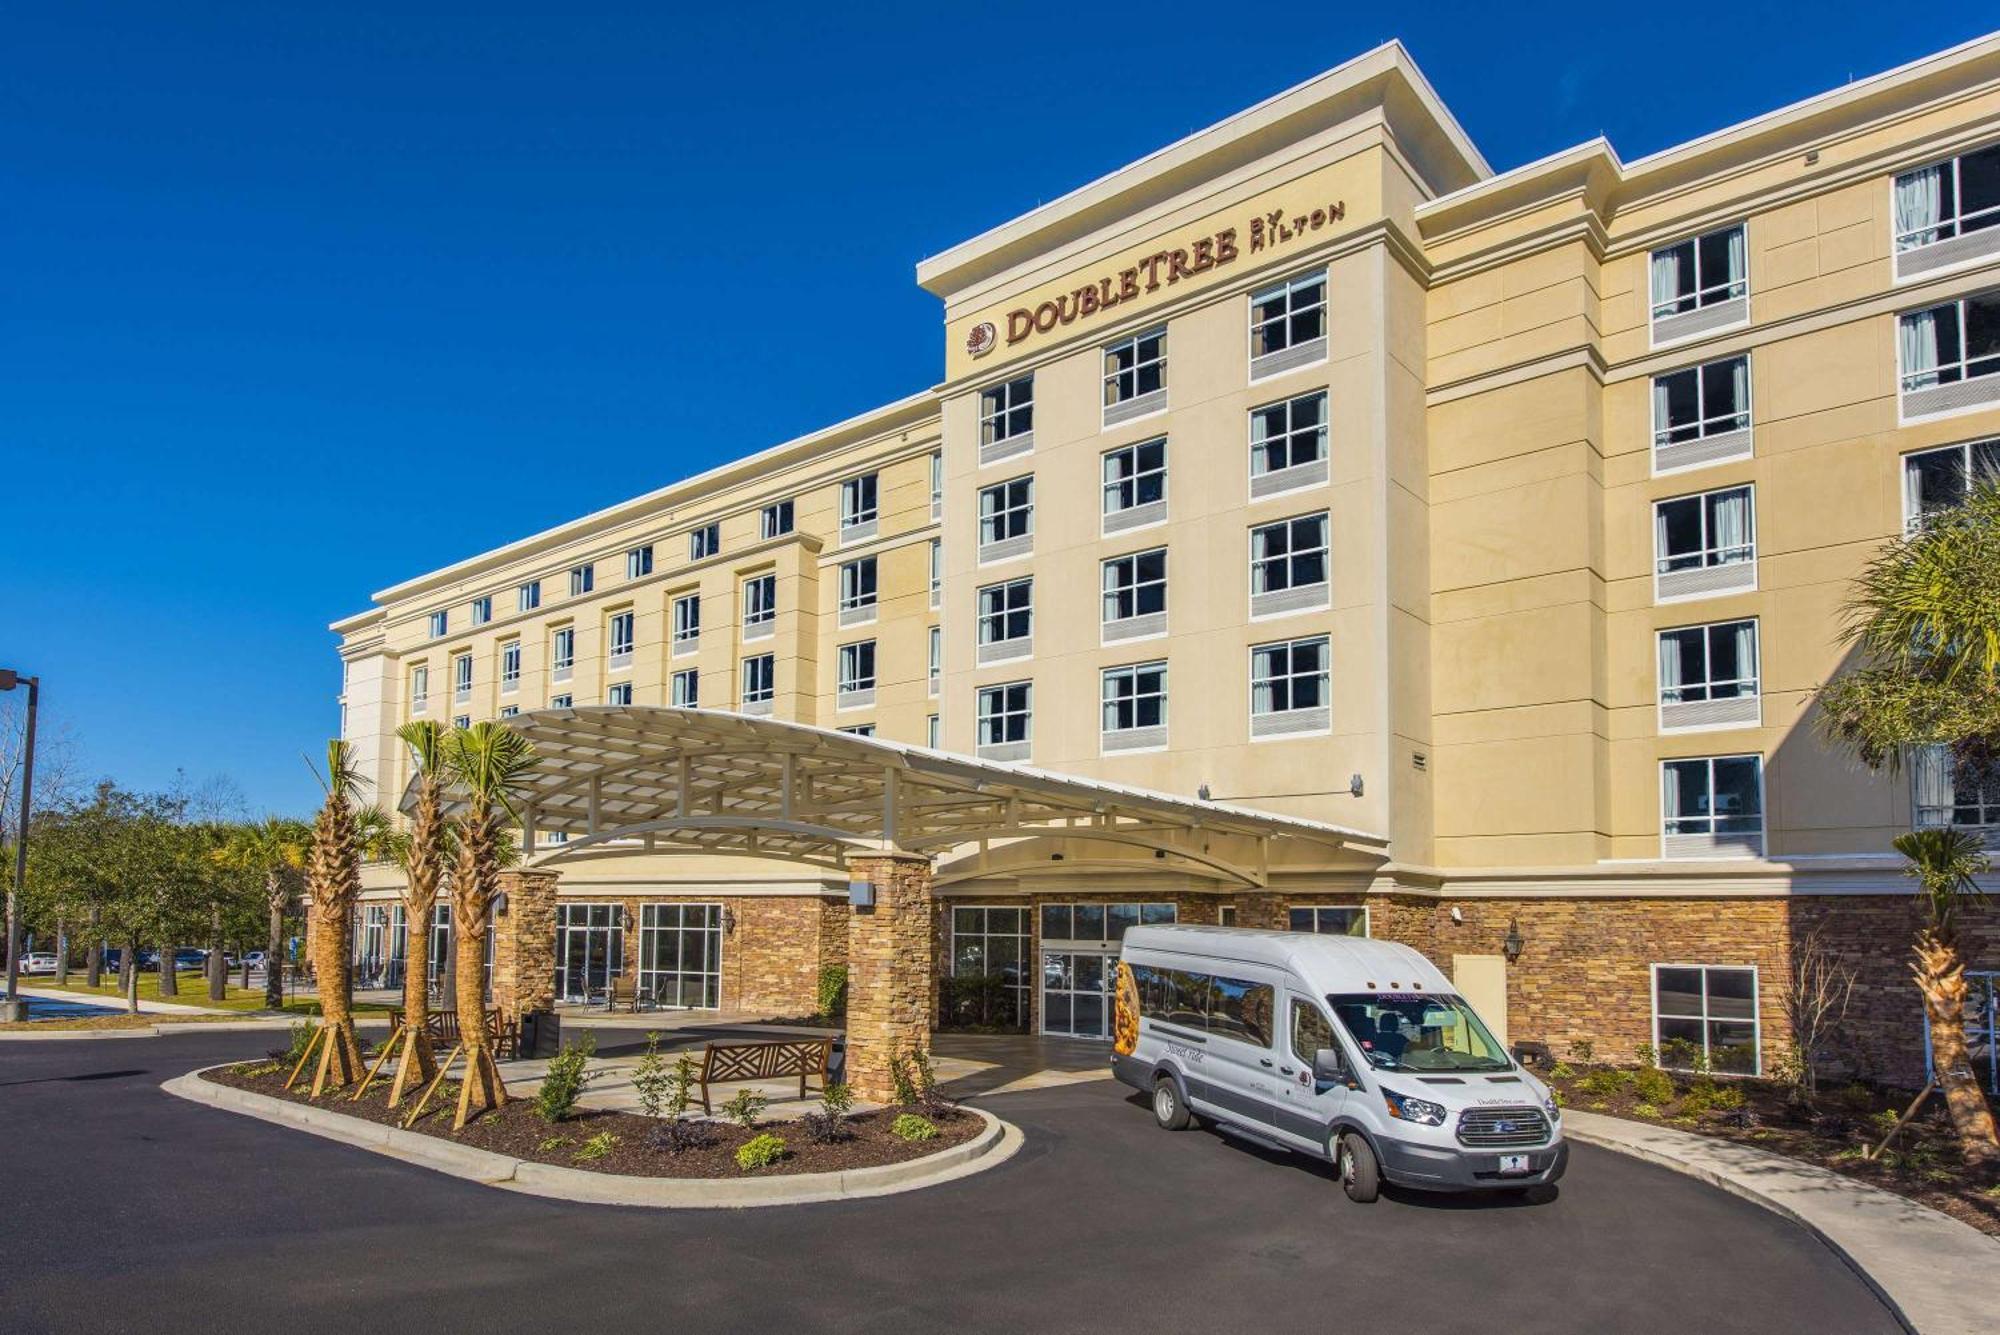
18,952 -> 59,975
170,949 -> 207,972
239,951 -> 268,971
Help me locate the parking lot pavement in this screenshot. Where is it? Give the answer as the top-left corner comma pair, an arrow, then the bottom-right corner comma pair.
0,1031 -> 1901,1335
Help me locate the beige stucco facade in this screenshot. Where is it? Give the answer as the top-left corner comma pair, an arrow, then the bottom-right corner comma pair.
333,34 -> 2000,1085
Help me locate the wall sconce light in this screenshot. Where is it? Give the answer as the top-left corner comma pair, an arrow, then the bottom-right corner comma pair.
1502,918 -> 1524,963
1197,782 -> 1211,801
1050,852 -> 1064,862
492,892 -> 509,918
1348,773 -> 1364,797
723,907 -> 739,935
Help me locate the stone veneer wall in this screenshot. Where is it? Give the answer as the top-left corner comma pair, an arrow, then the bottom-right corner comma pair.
491,870 -> 558,1023
845,854 -> 936,1103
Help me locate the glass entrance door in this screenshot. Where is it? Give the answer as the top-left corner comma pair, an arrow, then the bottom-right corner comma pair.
1042,950 -> 1114,1038
555,904 -> 624,1003
637,903 -> 722,1009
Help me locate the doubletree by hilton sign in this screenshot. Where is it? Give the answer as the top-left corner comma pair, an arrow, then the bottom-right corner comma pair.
966,197 -> 1348,359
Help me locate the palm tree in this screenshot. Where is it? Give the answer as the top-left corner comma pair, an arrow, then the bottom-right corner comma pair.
384,720 -> 451,1099
441,721 -> 538,1127
220,817 -> 311,1010
1893,829 -> 1998,1163
1818,481 -> 2000,1165
299,741 -> 368,1092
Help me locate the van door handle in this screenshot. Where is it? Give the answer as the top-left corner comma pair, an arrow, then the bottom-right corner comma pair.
1258,1058 -> 1274,1068
1279,1065 -> 1295,1076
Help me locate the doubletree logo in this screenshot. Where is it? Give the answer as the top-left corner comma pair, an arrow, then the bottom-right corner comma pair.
965,321 -> 997,357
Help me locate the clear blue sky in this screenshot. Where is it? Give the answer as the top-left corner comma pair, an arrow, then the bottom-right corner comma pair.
3,3 -> 1987,817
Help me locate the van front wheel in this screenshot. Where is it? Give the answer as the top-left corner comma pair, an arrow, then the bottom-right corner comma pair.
1152,1077 -> 1192,1130
1338,1133 -> 1381,1203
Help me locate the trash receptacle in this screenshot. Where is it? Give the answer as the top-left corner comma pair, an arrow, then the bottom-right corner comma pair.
520,1009 -> 561,1058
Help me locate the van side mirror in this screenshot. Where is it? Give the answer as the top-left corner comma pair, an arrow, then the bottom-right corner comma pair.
1313,1047 -> 1348,1084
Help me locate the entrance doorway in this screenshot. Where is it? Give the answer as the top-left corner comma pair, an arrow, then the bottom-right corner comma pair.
555,903 -> 625,1004
1041,950 -> 1114,1038
637,903 -> 722,1009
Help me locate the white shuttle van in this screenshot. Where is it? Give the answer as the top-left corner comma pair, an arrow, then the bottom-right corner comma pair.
1111,924 -> 1567,1201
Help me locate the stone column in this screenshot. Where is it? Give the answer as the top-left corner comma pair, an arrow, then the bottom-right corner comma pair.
490,868 -> 558,1024
844,850 -> 936,1104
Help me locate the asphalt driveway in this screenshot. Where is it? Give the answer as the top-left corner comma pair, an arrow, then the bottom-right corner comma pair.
0,1031 -> 1899,1334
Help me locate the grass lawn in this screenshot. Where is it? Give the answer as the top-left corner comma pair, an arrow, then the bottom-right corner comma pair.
20,971 -> 395,1014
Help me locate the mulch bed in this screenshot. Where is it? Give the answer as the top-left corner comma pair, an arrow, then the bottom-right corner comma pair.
1544,1063 -> 2000,1237
201,1062 -> 981,1179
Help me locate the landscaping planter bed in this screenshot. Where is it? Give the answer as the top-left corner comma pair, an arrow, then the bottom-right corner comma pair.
202,1062 -> 981,1178
1544,1063 -> 2000,1237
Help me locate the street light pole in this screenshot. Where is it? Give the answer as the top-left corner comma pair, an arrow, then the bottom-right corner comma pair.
2,669 -> 39,1022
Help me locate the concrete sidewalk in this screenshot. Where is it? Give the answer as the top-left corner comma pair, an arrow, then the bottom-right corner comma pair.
1563,1109 -> 2000,1335
14,983 -> 222,1016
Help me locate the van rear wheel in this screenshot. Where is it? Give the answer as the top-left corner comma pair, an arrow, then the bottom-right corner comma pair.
1152,1077 -> 1192,1130
1338,1133 -> 1381,1203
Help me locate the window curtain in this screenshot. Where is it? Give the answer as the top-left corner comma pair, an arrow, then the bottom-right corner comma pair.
1252,654 -> 1277,714
1729,357 -> 1750,427
1732,621 -> 1758,691
1900,308 -> 1941,389
1653,375 -> 1672,445
1662,763 -> 1685,825
1650,249 -> 1679,314
1724,227 -> 1747,295
1654,504 -> 1672,571
1912,744 -> 1955,826
1658,633 -> 1685,702
1710,488 -> 1751,562
1894,165 -> 1944,248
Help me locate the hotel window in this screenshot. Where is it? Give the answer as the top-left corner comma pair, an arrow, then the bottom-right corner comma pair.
470,596 -> 492,626
1653,356 -> 1752,473
1900,292 -> 2000,419
929,538 -> 942,608
550,693 -> 573,709
454,715 -> 470,730
741,653 -> 775,711
978,374 -> 1034,464
1661,754 -> 1765,859
608,611 -> 635,670
672,594 -> 700,656
1904,439 -> 2000,530
499,640 -> 521,693
1652,965 -> 1760,1075
689,523 -> 720,561
1249,512 -> 1330,617
927,713 -> 940,748
499,705 -> 519,718
1654,485 -> 1756,601
1102,437 -> 1166,534
840,724 -> 877,738
927,624 -> 941,696
1893,143 -> 2000,279
626,545 -> 653,580
517,580 -> 541,612
453,653 -> 473,704
409,665 -> 429,714
930,451 -> 943,520
1103,326 -> 1166,425
1650,223 -> 1747,343
1250,635 -> 1330,739
839,472 -> 879,543
1658,620 -> 1759,733
1101,661 -> 1167,753
838,556 -> 878,625
1250,391 -> 1328,497
976,681 -> 1031,761
837,640 -> 876,708
551,627 -> 576,682
760,499 -> 794,539
569,564 -> 594,597
1102,548 -> 1167,641
976,577 -> 1033,664
607,681 -> 633,706
1288,906 -> 1367,937
671,668 -> 699,708
427,610 -> 448,639
742,574 -> 776,640
1249,269 -> 1327,379
978,475 -> 1033,563
1913,744 -> 2000,831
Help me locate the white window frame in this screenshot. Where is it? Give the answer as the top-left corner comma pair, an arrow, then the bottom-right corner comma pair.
670,668 -> 699,709
929,452 -> 943,521
1648,223 -> 1749,342
740,653 -> 775,707
742,574 -> 776,626
688,523 -> 720,561
1100,660 -> 1167,753
838,556 -> 878,623
1249,391 -> 1329,496
836,639 -> 876,708
976,576 -> 1033,662
1249,635 -> 1330,739
453,653 -> 473,704
1101,437 -> 1167,533
840,473 -> 879,541
549,692 -> 573,709
1898,292 -> 2000,424
453,715 -> 470,731
1892,144 -> 2000,268
1660,754 -> 1766,859
1102,326 -> 1167,423
927,713 -> 940,749
569,565 -> 593,597
470,596 -> 492,627
929,538 -> 942,608
608,610 -> 635,670
607,681 -> 633,706
976,680 -> 1032,759
1248,511 -> 1331,616
927,624 -> 941,697
760,499 -> 794,539
840,724 -> 877,738
1101,547 -> 1167,642
517,580 -> 541,613
1651,355 -> 1753,475
427,610 -> 448,639
409,664 -> 430,714
499,705 -> 519,718
978,475 -> 1034,562
672,595 -> 700,656
1656,618 -> 1761,734
1653,484 -> 1757,602
499,640 -> 521,693
551,627 -> 575,682
1287,905 -> 1369,936
1903,439 -> 2000,532
626,545 -> 653,580
978,374 -> 1035,461
1650,963 -> 1762,1076
1248,268 -> 1328,378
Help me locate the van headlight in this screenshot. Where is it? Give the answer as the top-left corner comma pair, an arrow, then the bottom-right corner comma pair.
1544,1094 -> 1561,1124
1380,1088 -> 1446,1126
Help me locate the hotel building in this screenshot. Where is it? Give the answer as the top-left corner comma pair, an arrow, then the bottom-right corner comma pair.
335,34 -> 2000,1094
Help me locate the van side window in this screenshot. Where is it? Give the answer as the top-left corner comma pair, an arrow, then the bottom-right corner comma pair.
1131,964 -> 1275,1048
1291,999 -> 1335,1066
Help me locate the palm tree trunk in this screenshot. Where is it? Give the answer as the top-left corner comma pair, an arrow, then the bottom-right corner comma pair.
1914,931 -> 2000,1165
306,901 -> 364,1086
399,901 -> 439,1086
451,811 -> 504,1124
265,874 -> 286,1011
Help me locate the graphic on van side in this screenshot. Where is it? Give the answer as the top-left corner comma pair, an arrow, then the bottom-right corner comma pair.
1113,960 -> 1139,1056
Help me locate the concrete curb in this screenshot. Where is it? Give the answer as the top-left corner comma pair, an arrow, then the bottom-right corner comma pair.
164,1065 -> 1022,1208
1562,1110 -> 2000,1335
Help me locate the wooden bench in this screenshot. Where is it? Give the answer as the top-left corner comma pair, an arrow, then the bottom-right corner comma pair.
390,1007 -> 518,1060
698,1038 -> 832,1113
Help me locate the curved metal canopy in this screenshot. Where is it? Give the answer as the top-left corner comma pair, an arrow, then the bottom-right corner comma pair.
409,706 -> 1386,884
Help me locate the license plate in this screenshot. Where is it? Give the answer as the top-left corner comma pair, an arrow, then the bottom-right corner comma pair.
1498,1153 -> 1531,1175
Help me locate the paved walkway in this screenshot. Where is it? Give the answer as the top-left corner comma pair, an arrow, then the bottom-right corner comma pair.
13,983 -> 222,1016
1563,1109 -> 2000,1335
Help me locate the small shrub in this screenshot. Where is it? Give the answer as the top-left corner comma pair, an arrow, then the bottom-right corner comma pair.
1834,1082 -> 1877,1114
1633,1101 -> 1661,1118
1549,1086 -> 1567,1108
535,1033 -> 598,1123
1634,1043 -> 1658,1069
1568,1039 -> 1594,1063
538,1135 -> 570,1152
573,1132 -> 618,1163
1577,1068 -> 1631,1098
1632,1067 -> 1674,1107
888,1050 -> 919,1107
801,1081 -> 856,1144
1658,1037 -> 1702,1073
1547,1060 -> 1575,1080
647,1118 -> 714,1155
891,1113 -> 938,1142
816,965 -> 848,1019
631,1032 -> 672,1120
1709,1084 -> 1746,1112
239,1061 -> 281,1078
1679,1085 -> 1715,1117
278,1018 -> 317,1068
735,1133 -> 787,1170
721,1088 -> 767,1130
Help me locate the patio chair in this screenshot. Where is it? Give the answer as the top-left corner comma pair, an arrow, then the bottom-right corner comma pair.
607,975 -> 637,1012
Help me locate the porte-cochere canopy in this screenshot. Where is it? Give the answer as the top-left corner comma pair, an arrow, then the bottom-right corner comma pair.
411,706 -> 1387,888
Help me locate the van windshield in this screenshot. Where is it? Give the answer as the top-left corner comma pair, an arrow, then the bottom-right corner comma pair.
1328,993 -> 1511,1073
